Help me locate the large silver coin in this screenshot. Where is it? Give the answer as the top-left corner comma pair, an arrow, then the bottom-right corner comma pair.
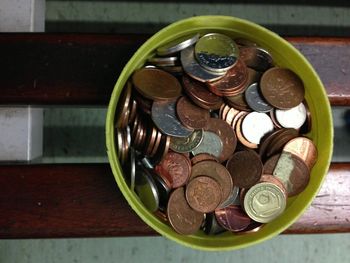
241,112 -> 274,144
151,100 -> 193,137
181,46 -> 225,83
157,33 -> 200,56
195,33 -> 239,73
170,129 -> 203,153
275,102 -> 307,129
192,131 -> 223,158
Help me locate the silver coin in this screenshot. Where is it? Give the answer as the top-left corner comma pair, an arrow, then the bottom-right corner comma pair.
135,160 -> 159,212
129,148 -> 136,192
181,46 -> 225,83
147,56 -> 178,67
157,33 -> 200,56
241,112 -> 274,144
244,83 -> 273,113
203,213 -> 226,235
195,33 -> 239,73
152,173 -> 171,211
151,100 -> 193,138
116,128 -> 123,160
192,131 -> 223,158
170,129 -> 203,153
240,46 -> 274,72
141,156 -> 154,169
275,102 -> 307,129
217,186 -> 240,208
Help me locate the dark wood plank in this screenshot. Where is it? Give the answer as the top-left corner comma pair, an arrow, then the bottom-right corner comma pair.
0,34 -> 349,106
0,163 -> 348,238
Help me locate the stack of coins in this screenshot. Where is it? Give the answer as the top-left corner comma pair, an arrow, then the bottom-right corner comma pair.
114,32 -> 318,236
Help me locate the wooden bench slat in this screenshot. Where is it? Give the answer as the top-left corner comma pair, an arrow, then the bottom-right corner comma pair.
0,34 -> 349,106
0,163 -> 348,238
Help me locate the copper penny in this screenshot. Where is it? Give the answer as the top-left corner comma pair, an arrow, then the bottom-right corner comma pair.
157,151 -> 191,188
144,125 -> 158,156
205,118 -> 237,162
150,129 -> 162,157
237,221 -> 263,234
128,99 -> 138,125
191,153 -> 218,165
190,161 -> 233,205
273,152 -> 310,196
182,74 -> 223,110
219,104 -> 231,120
283,137 -> 318,170
235,38 -> 258,47
226,150 -> 263,188
225,92 -> 251,112
235,113 -> 258,149
167,187 -> 203,235
265,128 -> 299,158
115,81 -> 132,128
176,96 -> 210,129
260,67 -> 305,109
260,174 -> 287,198
132,68 -> 182,101
224,107 -> 240,126
263,154 -> 280,175
239,46 -> 273,72
258,129 -> 285,158
186,176 -> 222,213
134,90 -> 152,114
215,205 -> 252,232
152,134 -> 170,165
270,110 -> 283,129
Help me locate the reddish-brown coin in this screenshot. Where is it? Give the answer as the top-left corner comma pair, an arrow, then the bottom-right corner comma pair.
167,187 -> 204,235
226,150 -> 263,188
152,134 -> 170,165
186,176 -> 222,213
260,67 -> 305,109
190,161 -> 233,205
132,68 -> 182,101
265,128 -> 299,158
176,96 -> 210,129
215,205 -> 252,232
239,46 -> 273,72
283,137 -> 318,170
191,153 -> 218,165
115,81 -> 132,128
258,129 -> 285,158
259,174 -> 287,198
157,151 -> 191,188
263,154 -> 280,175
224,107 -> 240,126
235,113 -> 258,149
205,118 -> 237,162
237,221 -> 263,234
225,92 -> 251,112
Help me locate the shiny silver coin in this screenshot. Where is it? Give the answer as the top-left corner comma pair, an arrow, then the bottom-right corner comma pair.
147,56 -> 178,67
181,46 -> 225,83
275,102 -> 307,129
135,160 -> 159,212
157,33 -> 200,56
170,129 -> 203,153
195,33 -> 239,73
141,156 -> 154,169
241,112 -> 274,144
191,131 -> 223,158
245,83 -> 273,113
151,100 -> 193,138
218,186 -> 240,208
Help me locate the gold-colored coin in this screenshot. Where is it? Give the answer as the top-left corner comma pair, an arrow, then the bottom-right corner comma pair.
244,182 -> 286,223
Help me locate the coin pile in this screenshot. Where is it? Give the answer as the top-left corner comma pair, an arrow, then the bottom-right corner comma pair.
114,32 -> 318,235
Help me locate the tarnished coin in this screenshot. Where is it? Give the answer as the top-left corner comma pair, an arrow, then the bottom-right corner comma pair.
132,68 -> 182,100
181,46 -> 225,83
263,154 -> 280,175
195,33 -> 239,73
244,83 -> 273,112
205,118 -> 237,162
241,112 -> 274,144
191,131 -> 223,158
217,186 -> 240,209
134,161 -> 160,212
260,67 -> 305,109
153,172 -> 171,211
191,153 -> 219,166
190,161 -> 233,205
226,150 -> 263,188
151,100 -> 193,137
273,152 -> 310,196
147,56 -> 178,67
203,213 -> 226,235
186,176 -> 222,213
215,205 -> 252,232
259,129 -> 285,158
170,129 -> 203,153
157,33 -> 200,56
275,102 -> 307,129
283,137 -> 318,170
225,92 -> 251,112
115,81 -> 132,128
239,46 -> 273,72
157,151 -> 191,188
176,96 -> 210,129
167,187 -> 204,235
244,182 -> 286,223
265,128 -> 299,158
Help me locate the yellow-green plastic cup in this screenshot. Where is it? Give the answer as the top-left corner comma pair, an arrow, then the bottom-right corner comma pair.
106,16 -> 333,251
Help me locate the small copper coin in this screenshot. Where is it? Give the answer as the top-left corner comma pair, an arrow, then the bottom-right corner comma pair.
283,137 -> 318,170
226,150 -> 263,188
215,205 -> 252,232
150,130 -> 162,157
258,129 -> 285,158
205,118 -> 237,162
219,104 -> 231,120
238,221 -> 263,234
224,107 -> 240,126
273,152 -> 310,196
225,92 -> 251,112
152,134 -> 170,165
190,161 -> 233,205
158,151 -> 191,188
115,81 -> 132,128
167,187 -> 203,235
176,96 -> 210,129
239,46 -> 274,72
263,154 -> 280,175
132,68 -> 182,101
128,99 -> 138,125
265,128 -> 299,158
260,67 -> 305,109
186,176 -> 222,213
244,82 -> 273,113
235,113 -> 258,149
191,153 -> 218,165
